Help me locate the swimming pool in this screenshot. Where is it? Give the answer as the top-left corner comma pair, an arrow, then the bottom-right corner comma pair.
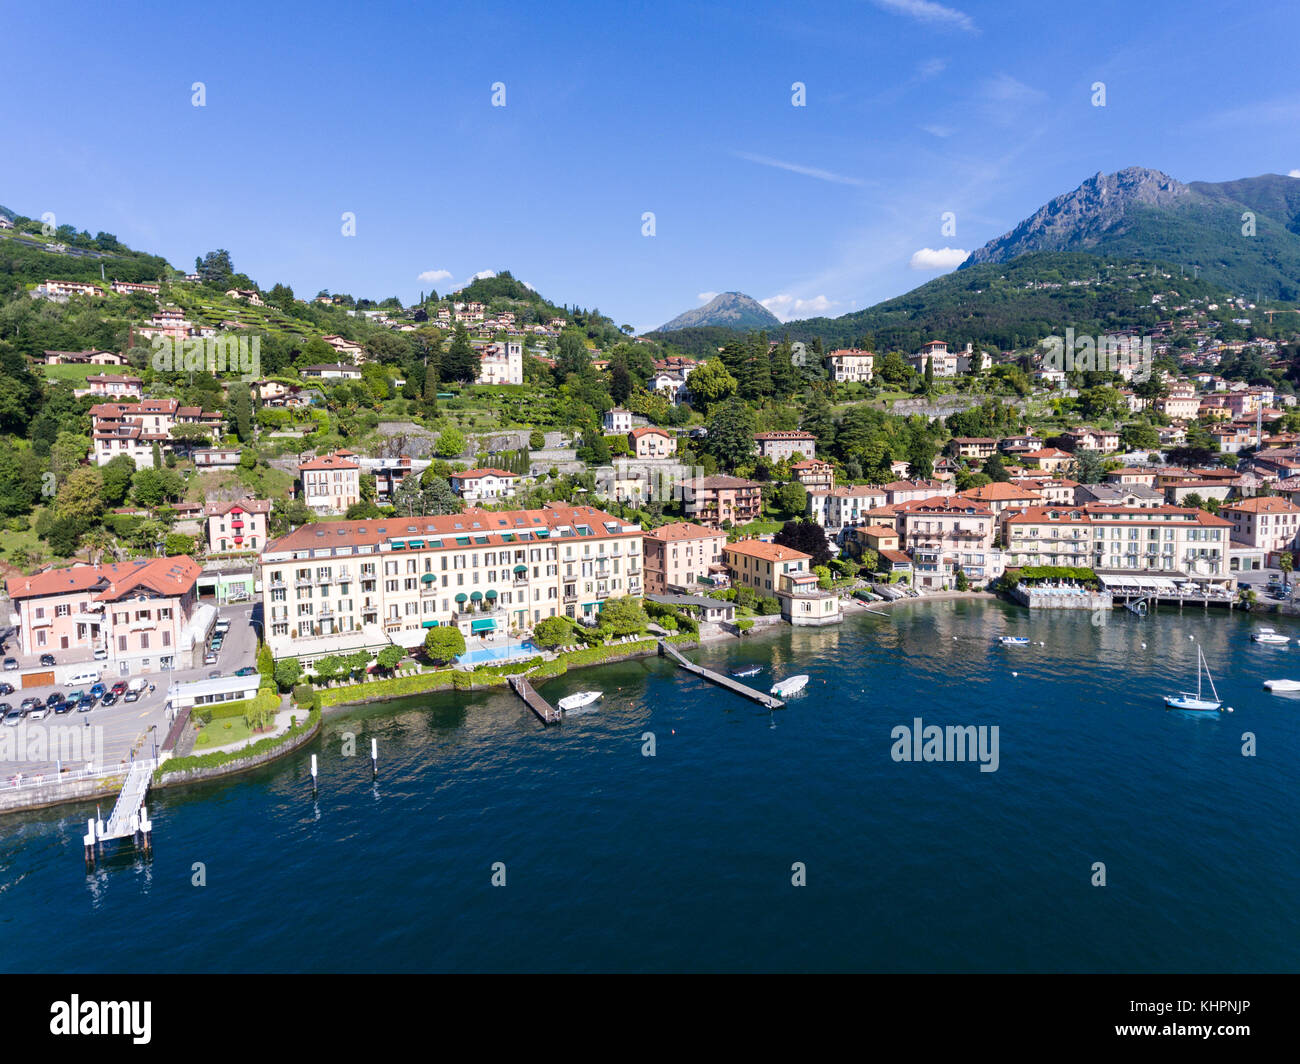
457,642 -> 540,665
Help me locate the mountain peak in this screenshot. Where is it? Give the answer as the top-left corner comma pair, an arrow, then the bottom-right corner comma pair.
963,167 -> 1191,268
658,291 -> 781,332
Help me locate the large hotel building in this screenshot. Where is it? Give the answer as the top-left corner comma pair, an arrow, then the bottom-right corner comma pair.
259,503 -> 643,664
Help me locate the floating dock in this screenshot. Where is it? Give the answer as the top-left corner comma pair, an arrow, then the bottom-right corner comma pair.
657,640 -> 786,709
83,758 -> 156,866
508,674 -> 562,726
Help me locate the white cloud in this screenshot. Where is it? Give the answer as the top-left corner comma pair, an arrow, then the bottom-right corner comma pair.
761,293 -> 837,321
982,73 -> 1045,103
917,57 -> 947,79
697,291 -> 719,303
872,0 -> 977,33
521,280 -> 536,291
417,269 -> 452,283
1289,169 -> 1300,178
909,246 -> 969,270
733,151 -> 868,187
470,269 -> 496,281
920,123 -> 954,137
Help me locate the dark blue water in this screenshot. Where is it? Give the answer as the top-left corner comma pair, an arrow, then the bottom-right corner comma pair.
2,600 -> 1297,972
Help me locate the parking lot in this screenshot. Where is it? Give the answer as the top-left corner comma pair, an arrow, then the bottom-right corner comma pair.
0,602 -> 259,781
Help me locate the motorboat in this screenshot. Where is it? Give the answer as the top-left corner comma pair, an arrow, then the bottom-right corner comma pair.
1251,627 -> 1290,645
1163,646 -> 1223,711
731,665 -> 762,678
558,691 -> 602,712
770,675 -> 809,697
1264,679 -> 1300,692
998,636 -> 1031,646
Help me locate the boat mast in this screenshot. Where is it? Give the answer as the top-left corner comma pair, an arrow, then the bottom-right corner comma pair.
1203,646 -> 1220,702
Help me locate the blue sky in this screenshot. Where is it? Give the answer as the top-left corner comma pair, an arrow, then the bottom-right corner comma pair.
2,0 -> 1297,332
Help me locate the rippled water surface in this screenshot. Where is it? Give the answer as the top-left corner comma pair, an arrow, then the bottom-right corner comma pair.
1,600 -> 1296,972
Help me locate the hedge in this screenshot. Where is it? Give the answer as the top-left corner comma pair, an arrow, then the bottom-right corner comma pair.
156,706 -> 320,781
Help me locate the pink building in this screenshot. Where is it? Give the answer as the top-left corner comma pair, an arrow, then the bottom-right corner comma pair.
205,499 -> 271,553
643,522 -> 727,594
5,557 -> 203,675
1220,496 -> 1300,557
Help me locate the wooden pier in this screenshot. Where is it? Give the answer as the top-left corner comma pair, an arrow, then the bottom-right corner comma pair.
658,640 -> 786,709
508,674 -> 561,726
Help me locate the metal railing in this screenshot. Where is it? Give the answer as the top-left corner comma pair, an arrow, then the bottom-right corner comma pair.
5,758 -> 157,794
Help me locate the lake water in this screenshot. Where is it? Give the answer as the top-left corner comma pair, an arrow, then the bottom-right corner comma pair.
1,599 -> 1296,972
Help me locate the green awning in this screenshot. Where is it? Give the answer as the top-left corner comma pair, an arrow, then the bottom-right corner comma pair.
514,564 -> 527,573
409,539 -> 424,548
471,619 -> 496,632
470,590 -> 483,601
422,620 -> 438,628
391,541 -> 406,549
454,593 -> 468,603
421,573 -> 436,583
485,589 -> 498,599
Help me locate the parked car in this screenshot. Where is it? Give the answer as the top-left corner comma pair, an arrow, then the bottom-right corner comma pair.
77,696 -> 95,713
110,681 -> 127,697
65,691 -> 86,711
51,695 -> 72,714
234,666 -> 257,676
3,705 -> 22,726
28,701 -> 49,720
207,671 -> 221,679
89,682 -> 106,700
2,658 -> 17,671
0,682 -> 13,696
99,691 -> 118,707
38,654 -> 55,667
20,696 -> 41,712
93,647 -> 108,660
204,654 -> 217,665
123,688 -> 141,703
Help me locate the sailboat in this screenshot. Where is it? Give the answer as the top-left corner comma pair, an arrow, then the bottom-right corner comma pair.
1163,645 -> 1223,711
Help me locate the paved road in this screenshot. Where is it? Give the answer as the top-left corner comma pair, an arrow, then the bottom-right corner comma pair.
0,603 -> 259,781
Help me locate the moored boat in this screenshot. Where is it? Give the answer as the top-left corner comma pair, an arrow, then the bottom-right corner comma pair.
558,690 -> 602,711
1264,678 -> 1300,692
1252,627 -> 1290,645
770,675 -> 809,697
1163,646 -> 1223,711
731,665 -> 762,678
999,636 -> 1031,646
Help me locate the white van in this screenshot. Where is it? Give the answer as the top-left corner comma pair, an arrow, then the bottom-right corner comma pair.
127,677 -> 148,693
67,668 -> 101,686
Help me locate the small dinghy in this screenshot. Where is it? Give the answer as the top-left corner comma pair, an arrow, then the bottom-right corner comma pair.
731,665 -> 762,678
770,675 -> 809,697
998,636 -> 1031,647
558,690 -> 602,712
1264,679 -> 1300,692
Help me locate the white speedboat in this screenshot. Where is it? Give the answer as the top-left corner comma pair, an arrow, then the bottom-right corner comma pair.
1264,679 -> 1300,692
770,675 -> 809,697
558,690 -> 602,712
1163,646 -> 1223,712
1252,627 -> 1290,645
999,636 -> 1031,646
